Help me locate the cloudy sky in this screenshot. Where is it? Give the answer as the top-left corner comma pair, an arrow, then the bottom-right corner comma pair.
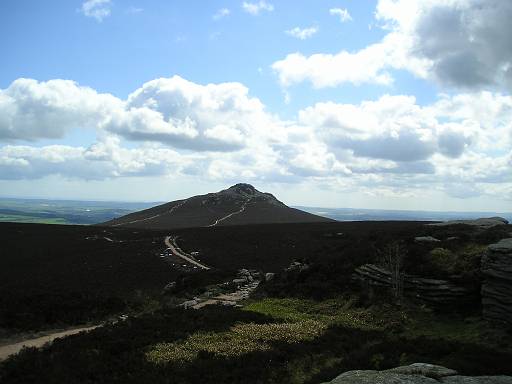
1,0 -> 511,211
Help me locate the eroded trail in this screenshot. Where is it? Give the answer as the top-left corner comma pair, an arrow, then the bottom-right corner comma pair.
207,198 -> 252,227
113,200 -> 187,227
164,236 -> 210,270
0,325 -> 99,362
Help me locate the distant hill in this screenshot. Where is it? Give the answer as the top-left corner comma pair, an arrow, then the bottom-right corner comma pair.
102,184 -> 334,229
296,206 -> 512,223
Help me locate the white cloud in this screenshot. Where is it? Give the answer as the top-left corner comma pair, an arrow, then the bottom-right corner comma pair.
285,26 -> 318,40
0,138 -> 196,180
0,78 -> 120,141
375,0 -> 512,90
0,76 -> 283,152
273,0 -> 512,91
81,0 -> 112,22
213,8 -> 230,20
1,76 -> 511,205
329,8 -> 352,23
272,38 -> 396,88
242,1 -> 274,15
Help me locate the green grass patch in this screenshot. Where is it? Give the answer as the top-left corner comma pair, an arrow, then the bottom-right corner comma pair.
0,214 -> 68,224
146,320 -> 327,364
243,297 -> 389,331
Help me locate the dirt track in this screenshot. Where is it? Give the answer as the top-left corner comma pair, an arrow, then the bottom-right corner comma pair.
0,326 -> 99,361
164,236 -> 210,270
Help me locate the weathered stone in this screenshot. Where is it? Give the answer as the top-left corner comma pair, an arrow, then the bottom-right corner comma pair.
388,363 -> 458,378
286,261 -> 310,272
323,364 -> 512,384
441,377 -> 512,384
353,264 -> 472,306
415,236 -> 441,243
481,239 -> 512,324
162,281 -> 176,292
488,239 -> 512,253
265,272 -> 275,281
429,217 -> 508,228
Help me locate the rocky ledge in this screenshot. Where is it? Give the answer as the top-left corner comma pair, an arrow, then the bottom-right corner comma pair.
322,363 -> 512,384
481,238 -> 512,324
353,264 -> 472,306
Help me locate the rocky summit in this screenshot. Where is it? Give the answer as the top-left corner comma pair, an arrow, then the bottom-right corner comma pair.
103,183 -> 333,230
322,364 -> 512,384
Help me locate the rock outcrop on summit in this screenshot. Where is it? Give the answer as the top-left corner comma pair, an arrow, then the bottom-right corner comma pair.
102,183 -> 333,229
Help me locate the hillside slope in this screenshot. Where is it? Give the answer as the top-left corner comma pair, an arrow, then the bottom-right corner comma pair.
102,183 -> 333,229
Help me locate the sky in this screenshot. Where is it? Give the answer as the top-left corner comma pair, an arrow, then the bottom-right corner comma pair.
0,0 -> 511,211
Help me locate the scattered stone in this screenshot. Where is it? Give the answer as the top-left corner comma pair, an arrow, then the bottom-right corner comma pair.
415,236 -> 441,243
180,299 -> 198,309
286,261 -> 310,272
481,238 -> 512,324
265,272 -> 275,281
163,281 -> 176,292
322,364 -> 512,384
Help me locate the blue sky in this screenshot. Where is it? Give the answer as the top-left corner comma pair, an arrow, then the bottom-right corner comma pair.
0,1 -> 395,111
0,0 -> 511,211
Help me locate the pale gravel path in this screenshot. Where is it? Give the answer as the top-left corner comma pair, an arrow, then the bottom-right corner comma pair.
164,236 -> 210,270
0,325 -> 99,361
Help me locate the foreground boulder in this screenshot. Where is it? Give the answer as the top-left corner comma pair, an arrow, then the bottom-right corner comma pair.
322,363 -> 512,384
481,238 -> 512,324
353,264 -> 472,306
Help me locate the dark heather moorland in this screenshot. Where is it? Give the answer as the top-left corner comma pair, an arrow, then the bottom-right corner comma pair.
1,215 -> 512,383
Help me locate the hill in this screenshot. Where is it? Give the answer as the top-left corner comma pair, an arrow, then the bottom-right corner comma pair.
103,183 -> 333,229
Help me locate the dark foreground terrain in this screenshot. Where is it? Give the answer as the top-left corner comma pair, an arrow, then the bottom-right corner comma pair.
1,220 -> 511,383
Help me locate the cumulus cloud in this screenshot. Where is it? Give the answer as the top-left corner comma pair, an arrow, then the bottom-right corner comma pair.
273,0 -> 512,91
329,8 -> 352,23
272,41 -> 392,88
1,75 -> 511,204
285,26 -> 318,40
0,138 -> 194,180
376,0 -> 512,90
0,78 -> 119,141
81,0 -> 112,22
0,76 -> 282,152
111,76 -> 281,151
242,1 -> 274,15
298,94 -> 477,165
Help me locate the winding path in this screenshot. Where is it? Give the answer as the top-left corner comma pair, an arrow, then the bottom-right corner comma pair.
0,325 -> 99,362
207,198 -> 252,227
113,200 -> 187,227
164,236 -> 210,270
